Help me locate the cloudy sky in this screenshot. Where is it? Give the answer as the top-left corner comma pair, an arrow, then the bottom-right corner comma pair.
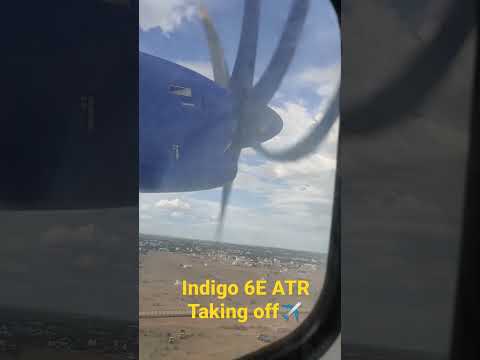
139,0 -> 340,253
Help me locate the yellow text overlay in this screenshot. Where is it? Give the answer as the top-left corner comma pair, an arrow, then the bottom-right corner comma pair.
180,279 -> 310,323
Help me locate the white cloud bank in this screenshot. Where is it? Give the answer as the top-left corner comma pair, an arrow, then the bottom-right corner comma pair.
297,62 -> 341,98
154,198 -> 192,210
140,0 -> 197,33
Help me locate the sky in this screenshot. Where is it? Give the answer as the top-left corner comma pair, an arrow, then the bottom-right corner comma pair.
139,0 -> 341,253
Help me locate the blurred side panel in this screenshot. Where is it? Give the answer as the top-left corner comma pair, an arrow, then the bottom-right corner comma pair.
341,0 -> 477,358
0,1 -> 139,359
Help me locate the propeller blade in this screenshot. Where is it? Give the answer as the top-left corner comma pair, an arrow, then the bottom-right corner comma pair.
214,181 -> 233,242
230,0 -> 260,92
253,87 -> 339,162
252,0 -> 310,105
198,5 -> 230,88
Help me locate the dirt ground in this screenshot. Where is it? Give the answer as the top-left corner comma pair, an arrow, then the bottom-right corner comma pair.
140,251 -> 325,360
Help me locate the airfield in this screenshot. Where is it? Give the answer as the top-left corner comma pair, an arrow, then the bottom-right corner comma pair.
139,235 -> 326,360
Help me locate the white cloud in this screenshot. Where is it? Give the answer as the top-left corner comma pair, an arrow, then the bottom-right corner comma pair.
291,63 -> 341,128
296,62 -> 341,97
154,198 -> 192,210
272,153 -> 336,179
140,0 -> 197,33
170,211 -> 184,218
140,193 -> 220,224
234,163 -> 273,193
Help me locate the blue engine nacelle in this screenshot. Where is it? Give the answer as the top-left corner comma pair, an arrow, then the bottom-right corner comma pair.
139,53 -> 238,192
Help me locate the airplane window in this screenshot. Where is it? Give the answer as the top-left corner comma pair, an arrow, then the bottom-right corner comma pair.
139,0 -> 340,359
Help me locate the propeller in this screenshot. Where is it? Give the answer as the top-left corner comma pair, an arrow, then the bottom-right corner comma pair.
198,5 -> 230,88
199,0 -> 340,241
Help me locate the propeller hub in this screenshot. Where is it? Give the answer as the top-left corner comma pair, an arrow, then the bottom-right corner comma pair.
236,105 -> 283,148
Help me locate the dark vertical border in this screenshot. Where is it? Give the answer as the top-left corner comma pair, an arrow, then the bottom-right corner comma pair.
450,4 -> 480,359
